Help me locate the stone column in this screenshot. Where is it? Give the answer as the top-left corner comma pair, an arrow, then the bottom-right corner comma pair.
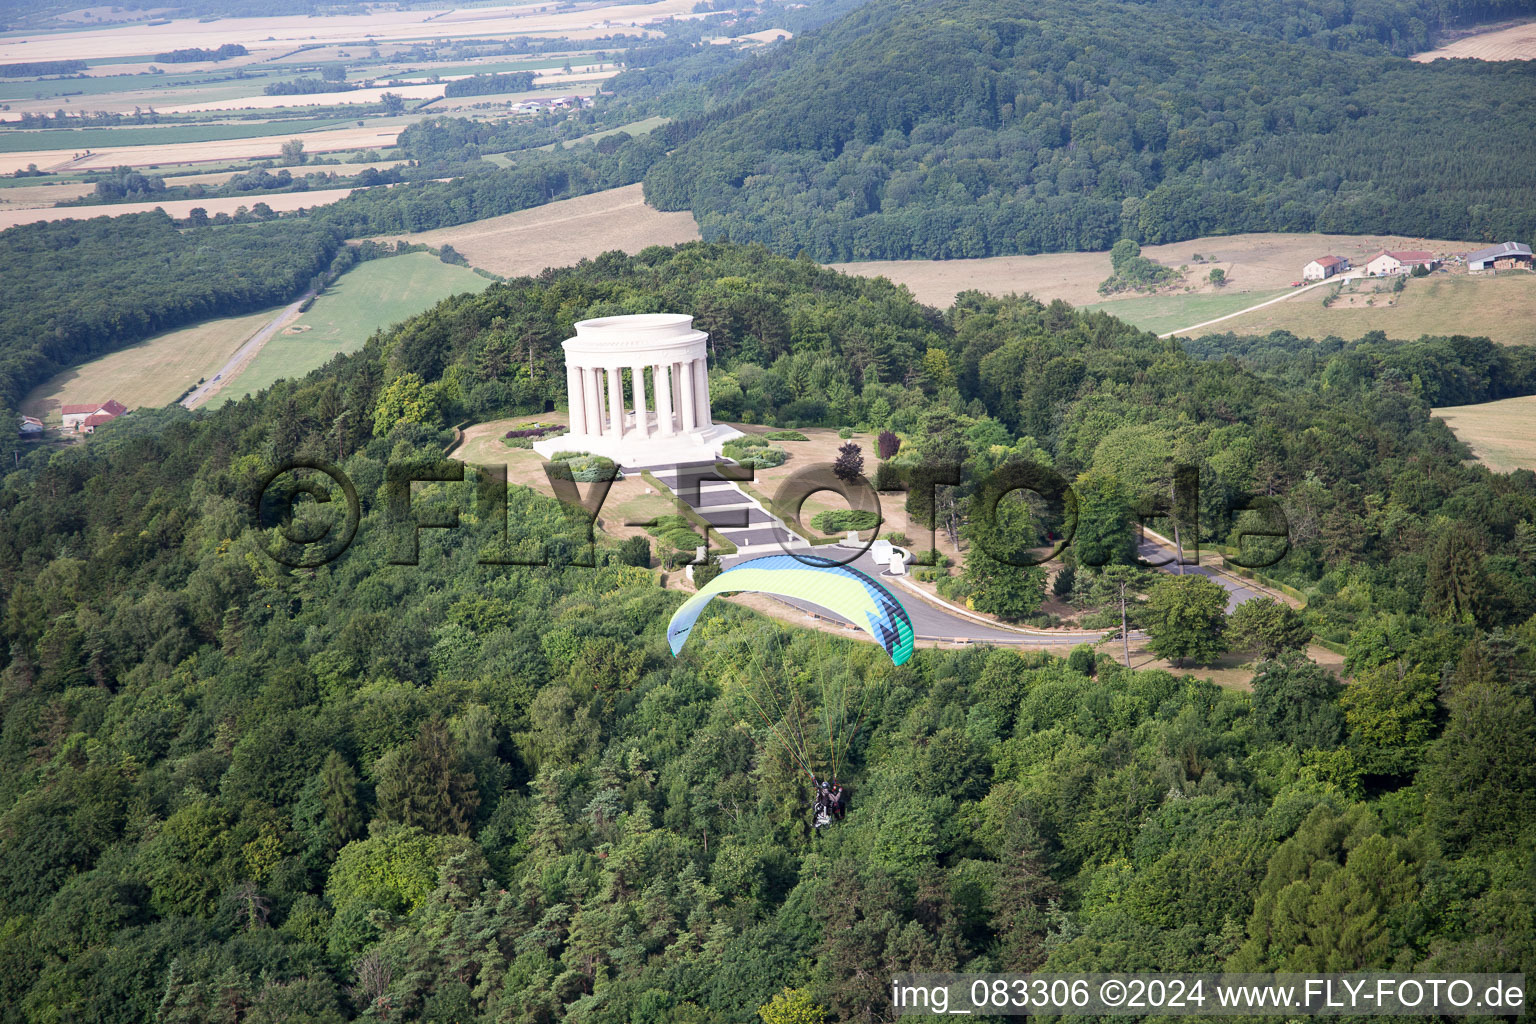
694,359 -> 713,428
679,358 -> 698,432
606,366 -> 624,439
565,363 -> 585,436
582,365 -> 603,435
655,364 -> 675,436
631,364 -> 649,438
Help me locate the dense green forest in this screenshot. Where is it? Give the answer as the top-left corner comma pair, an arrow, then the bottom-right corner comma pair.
2,243 -> 1534,1020
640,0 -> 1536,258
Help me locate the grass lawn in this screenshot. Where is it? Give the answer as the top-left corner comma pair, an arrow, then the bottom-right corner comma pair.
0,117 -> 358,152
208,252 -> 491,407
1086,288 -> 1290,335
1434,395 -> 1536,473
20,305 -> 284,421
1200,272 -> 1536,345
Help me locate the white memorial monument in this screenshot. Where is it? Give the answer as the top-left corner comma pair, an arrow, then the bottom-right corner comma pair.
532,313 -> 743,466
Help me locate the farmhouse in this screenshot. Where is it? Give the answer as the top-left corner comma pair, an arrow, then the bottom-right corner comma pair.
18,415 -> 44,436
60,399 -> 127,433
1302,255 -> 1348,281
1465,241 -> 1533,273
1364,250 -> 1438,276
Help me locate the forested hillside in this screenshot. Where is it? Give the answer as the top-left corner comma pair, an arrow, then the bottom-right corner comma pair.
641,0 -> 1536,258
2,243 -> 1535,1020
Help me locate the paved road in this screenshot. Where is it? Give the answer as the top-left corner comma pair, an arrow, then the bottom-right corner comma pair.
1135,532 -> 1269,611
181,290 -> 315,409
646,464 -> 1273,645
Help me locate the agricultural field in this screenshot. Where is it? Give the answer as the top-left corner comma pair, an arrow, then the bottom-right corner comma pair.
1411,19 -> 1536,61
1084,288 -> 1291,336
206,252 -> 492,407
0,0 -> 692,64
0,122 -> 405,173
370,182 -> 701,278
1434,395 -> 1536,473
0,117 -> 360,153
20,305 -> 285,421
0,181 -> 381,230
1192,272 -> 1536,346
829,231 -> 1479,309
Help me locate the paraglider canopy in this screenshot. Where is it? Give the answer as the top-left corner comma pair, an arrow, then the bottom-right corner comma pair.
666,554 -> 915,666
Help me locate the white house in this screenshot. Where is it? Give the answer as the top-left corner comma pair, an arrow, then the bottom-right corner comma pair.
1364,250 -> 1437,276
1465,241 -> 1532,273
1302,255 -> 1348,281
60,399 -> 126,433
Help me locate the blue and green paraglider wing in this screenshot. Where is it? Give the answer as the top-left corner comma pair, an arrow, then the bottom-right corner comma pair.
667,554 -> 915,666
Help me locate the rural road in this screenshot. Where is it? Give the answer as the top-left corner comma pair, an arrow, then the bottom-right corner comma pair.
648,464 -> 1284,646
182,291 -> 315,409
1158,270 -> 1363,338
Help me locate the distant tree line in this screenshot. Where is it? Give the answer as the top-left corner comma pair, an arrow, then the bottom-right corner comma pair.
264,76 -> 357,95
56,163 -> 414,206
0,59 -> 85,77
154,44 -> 248,62
442,72 -> 536,97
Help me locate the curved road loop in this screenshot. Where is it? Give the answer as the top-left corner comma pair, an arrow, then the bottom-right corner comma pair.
645,463 -> 1283,647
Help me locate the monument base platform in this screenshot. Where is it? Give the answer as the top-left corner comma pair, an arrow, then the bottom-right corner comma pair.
532,421 -> 744,468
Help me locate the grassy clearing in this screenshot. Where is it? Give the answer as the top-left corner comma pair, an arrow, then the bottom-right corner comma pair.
209,252 -> 491,406
1433,395 -> 1536,473
1086,288 -> 1290,335
1197,273 -> 1536,345
0,117 -> 357,152
20,305 -> 283,421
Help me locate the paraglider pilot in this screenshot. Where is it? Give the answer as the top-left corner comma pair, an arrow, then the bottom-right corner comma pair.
811,778 -> 848,828
812,780 -> 833,829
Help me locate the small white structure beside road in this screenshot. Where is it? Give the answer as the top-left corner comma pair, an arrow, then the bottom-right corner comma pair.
533,314 -> 743,466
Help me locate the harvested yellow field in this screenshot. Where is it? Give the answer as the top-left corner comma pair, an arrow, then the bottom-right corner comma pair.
0,182 -> 374,230
21,306 -> 282,422
157,72 -> 612,115
0,181 -> 98,210
1434,395 -> 1536,473
830,232 -> 1480,308
0,0 -> 697,63
371,183 -> 701,278
1413,20 -> 1536,61
155,82 -> 446,115
0,124 -> 402,174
